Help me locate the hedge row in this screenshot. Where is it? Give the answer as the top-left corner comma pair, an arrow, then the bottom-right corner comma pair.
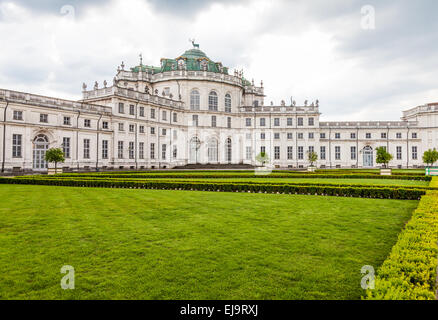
19,175 -> 435,191
366,180 -> 438,299
0,177 -> 426,200
48,173 -> 431,181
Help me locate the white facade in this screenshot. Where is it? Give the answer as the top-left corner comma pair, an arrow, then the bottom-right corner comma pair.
1,45 -> 438,172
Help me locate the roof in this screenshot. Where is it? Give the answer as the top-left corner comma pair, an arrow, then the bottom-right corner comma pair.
130,44 -> 229,75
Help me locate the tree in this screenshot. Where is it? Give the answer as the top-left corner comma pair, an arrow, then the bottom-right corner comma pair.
375,147 -> 393,168
255,152 -> 270,166
423,149 -> 438,166
45,148 -> 65,172
307,151 -> 318,167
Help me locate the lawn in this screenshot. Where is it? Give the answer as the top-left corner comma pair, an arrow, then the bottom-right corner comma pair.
0,184 -> 418,300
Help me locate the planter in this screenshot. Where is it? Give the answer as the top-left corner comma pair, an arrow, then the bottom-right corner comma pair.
380,168 -> 392,176
47,168 -> 62,175
307,166 -> 316,172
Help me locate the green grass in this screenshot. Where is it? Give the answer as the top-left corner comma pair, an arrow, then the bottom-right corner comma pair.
0,184 -> 418,300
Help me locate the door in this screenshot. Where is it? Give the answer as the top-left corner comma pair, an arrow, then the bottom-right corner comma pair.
33,135 -> 49,170
363,147 -> 373,168
189,137 -> 201,164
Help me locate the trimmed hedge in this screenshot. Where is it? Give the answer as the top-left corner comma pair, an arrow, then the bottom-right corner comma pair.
18,175 -> 436,191
0,176 -> 426,200
46,173 -> 431,181
365,178 -> 438,300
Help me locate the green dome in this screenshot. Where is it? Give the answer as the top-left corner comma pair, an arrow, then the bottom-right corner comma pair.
180,48 -> 210,60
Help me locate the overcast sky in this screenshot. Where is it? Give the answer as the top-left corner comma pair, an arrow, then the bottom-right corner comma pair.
0,0 -> 437,121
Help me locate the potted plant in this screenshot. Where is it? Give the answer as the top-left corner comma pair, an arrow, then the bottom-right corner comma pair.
376,147 -> 393,175
423,149 -> 438,176
45,148 -> 65,175
307,151 -> 318,172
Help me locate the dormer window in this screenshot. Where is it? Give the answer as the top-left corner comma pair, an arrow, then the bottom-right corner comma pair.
177,59 -> 185,70
200,60 -> 208,71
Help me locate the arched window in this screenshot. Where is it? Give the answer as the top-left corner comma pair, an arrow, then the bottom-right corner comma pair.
207,138 -> 218,162
225,138 -> 232,163
225,93 -> 232,113
208,91 -> 218,111
33,134 -> 49,170
190,90 -> 200,111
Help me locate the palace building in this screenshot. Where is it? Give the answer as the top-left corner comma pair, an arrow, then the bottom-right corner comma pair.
1,43 -> 437,172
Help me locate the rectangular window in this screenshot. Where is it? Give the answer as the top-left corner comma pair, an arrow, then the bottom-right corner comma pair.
129,105 -> 135,115
246,146 -> 252,160
12,134 -> 22,158
129,142 -> 134,159
287,118 -> 293,126
138,142 -> 144,159
320,133 -> 326,139
412,146 -> 418,160
102,121 -> 108,129
162,128 -> 166,136
351,146 -> 357,160
308,117 -> 314,126
84,119 -> 91,128
173,146 -> 177,159
150,143 -> 155,159
320,146 -> 326,160
83,139 -> 90,159
162,110 -> 167,121
260,146 -> 266,154
162,144 -> 166,160
298,146 -> 304,160
173,130 -> 178,140
13,110 -> 23,120
40,114 -> 48,123
211,116 -> 217,127
260,133 -> 265,140
62,137 -> 70,158
118,103 -> 124,114
287,146 -> 293,160
397,146 -> 402,160
308,146 -> 314,154
118,141 -> 123,159
139,125 -> 145,133
150,127 -> 155,134
396,133 -> 402,139
118,123 -> 124,131
139,106 -> 145,117
274,118 -> 280,126
173,113 -> 177,123
227,117 -> 231,128
381,132 -> 387,139
274,146 -> 280,160
335,133 -> 341,139
274,133 -> 280,140
297,133 -> 303,140
102,140 -> 108,159
192,115 -> 198,127
335,146 -> 341,160
129,124 -> 135,133
366,133 -> 371,139
287,133 -> 293,140
151,108 -> 155,119
412,132 -> 417,139
260,118 -> 266,126
246,118 -> 252,127
308,132 -> 314,139
298,118 -> 303,126
350,133 -> 356,139
63,116 -> 71,125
